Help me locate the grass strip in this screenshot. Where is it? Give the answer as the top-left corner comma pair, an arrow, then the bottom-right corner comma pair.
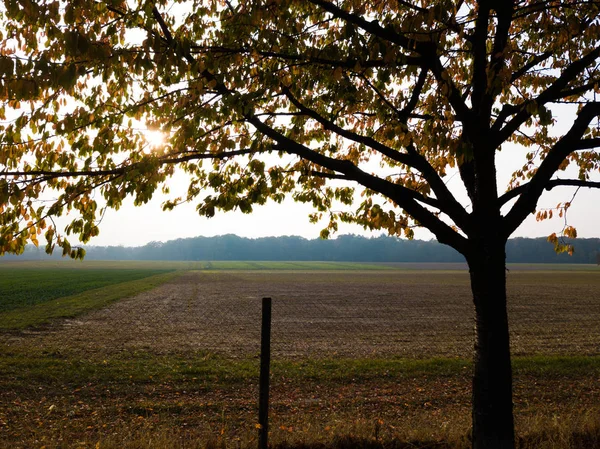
0,266 -> 174,313
0,352 -> 598,389
274,355 -> 600,380
513,354 -> 600,376
200,261 -> 398,271
0,271 -> 183,330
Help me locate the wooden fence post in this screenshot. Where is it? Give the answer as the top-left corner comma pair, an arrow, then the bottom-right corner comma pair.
258,297 -> 272,449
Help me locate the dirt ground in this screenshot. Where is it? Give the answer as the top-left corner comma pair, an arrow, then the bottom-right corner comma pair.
1,269 -> 600,448
4,269 -> 600,359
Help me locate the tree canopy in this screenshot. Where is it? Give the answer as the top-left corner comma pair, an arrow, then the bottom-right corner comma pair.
1,0 -> 599,258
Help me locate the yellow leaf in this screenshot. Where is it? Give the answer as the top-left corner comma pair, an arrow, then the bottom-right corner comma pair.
333,66 -> 343,82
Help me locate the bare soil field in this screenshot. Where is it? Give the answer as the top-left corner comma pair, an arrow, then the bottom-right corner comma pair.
5,269 -> 600,359
1,268 -> 599,448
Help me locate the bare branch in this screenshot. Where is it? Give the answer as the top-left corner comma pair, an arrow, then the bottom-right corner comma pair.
499,179 -> 600,206
0,149 -> 259,180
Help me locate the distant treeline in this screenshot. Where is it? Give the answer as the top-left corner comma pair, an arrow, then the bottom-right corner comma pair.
3,234 -> 600,264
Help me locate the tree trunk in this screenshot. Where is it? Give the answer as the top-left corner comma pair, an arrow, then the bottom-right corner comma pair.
468,242 -> 515,449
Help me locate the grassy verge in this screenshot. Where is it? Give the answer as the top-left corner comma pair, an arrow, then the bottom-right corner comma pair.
0,352 -> 599,448
0,271 -> 182,330
1,350 -> 599,390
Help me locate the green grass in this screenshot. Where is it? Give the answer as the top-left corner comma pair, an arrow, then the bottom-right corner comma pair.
0,350 -> 257,389
0,262 -> 176,313
280,355 -> 600,380
0,260 -> 408,273
199,261 -> 398,270
506,263 -> 600,271
512,355 -> 600,376
0,270 -> 182,330
1,349 -> 598,387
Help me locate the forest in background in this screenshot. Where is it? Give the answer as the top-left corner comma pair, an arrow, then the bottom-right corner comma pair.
3,235 -> 600,264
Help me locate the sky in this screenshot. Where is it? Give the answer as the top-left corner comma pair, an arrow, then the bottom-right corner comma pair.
81,161 -> 600,247
84,189 -> 599,247
76,102 -> 600,248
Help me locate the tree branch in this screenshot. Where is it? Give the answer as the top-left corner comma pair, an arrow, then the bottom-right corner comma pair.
424,46 -> 475,131
246,114 -> 469,253
471,1 -> 491,114
484,0 -> 515,115
555,78 -> 600,100
190,45 -> 421,69
304,171 -> 350,181
499,179 -> 600,206
307,0 -> 413,50
281,86 -> 471,232
0,149 -> 258,180
359,75 -> 404,119
308,0 -> 473,125
496,45 -> 600,146
152,6 -> 174,44
399,68 -> 428,120
281,85 -> 413,166
509,51 -> 553,84
574,138 -> 600,150
503,102 -> 600,236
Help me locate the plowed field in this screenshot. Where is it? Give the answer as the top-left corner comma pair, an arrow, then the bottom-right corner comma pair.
1,266 -> 599,448
5,269 -> 599,359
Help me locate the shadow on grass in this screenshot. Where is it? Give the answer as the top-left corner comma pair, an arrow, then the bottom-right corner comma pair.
252,430 -> 600,449
267,436 -> 457,449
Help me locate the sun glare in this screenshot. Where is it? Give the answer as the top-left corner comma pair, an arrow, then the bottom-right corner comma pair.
142,129 -> 167,153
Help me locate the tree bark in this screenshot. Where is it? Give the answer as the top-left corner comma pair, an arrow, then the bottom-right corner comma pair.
467,241 -> 515,449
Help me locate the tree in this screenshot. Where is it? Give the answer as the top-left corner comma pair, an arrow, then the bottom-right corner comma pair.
1,1 -> 600,447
